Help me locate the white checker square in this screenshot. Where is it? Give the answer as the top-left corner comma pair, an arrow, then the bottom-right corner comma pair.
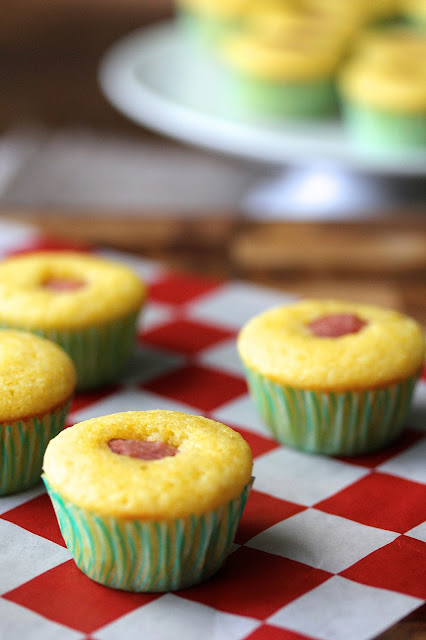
95,593 -> 260,640
269,576 -> 423,640
70,387 -> 198,424
0,520 -> 70,594
188,281 -> 295,330
253,448 -> 368,506
96,248 -> 163,283
378,437 -> 426,484
139,301 -> 174,332
121,344 -> 185,385
198,338 -> 245,377
406,521 -> 426,543
0,599 -> 81,640
247,509 -> 398,573
0,483 -> 45,515
0,222 -> 38,253
213,394 -> 271,436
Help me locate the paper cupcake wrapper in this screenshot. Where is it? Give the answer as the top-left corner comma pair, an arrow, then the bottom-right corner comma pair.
222,72 -> 337,119
0,311 -> 139,391
0,403 -> 70,496
342,104 -> 426,152
245,368 -> 420,456
44,478 -> 252,592
177,8 -> 240,50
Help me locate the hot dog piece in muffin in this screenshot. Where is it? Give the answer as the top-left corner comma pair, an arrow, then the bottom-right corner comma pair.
0,329 -> 76,495
43,410 -> 253,592
238,299 -> 425,455
0,251 -> 146,390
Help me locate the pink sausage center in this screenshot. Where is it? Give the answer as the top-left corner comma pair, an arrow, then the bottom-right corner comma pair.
308,313 -> 367,338
108,439 -> 178,461
43,278 -> 86,292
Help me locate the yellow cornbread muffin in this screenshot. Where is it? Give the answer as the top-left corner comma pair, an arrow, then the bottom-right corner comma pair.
340,31 -> 426,151
43,410 -> 253,592
0,251 -> 146,390
0,330 -> 76,495
238,300 -> 424,455
219,27 -> 341,118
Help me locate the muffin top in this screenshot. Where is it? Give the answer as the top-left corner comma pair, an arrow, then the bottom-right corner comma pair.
364,0 -> 401,17
43,410 -> 253,519
404,0 -> 426,19
221,30 -> 342,80
0,252 -> 145,330
238,299 -> 425,391
0,330 -> 76,422
340,32 -> 426,113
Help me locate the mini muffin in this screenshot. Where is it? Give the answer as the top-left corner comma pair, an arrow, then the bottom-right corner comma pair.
219,23 -> 343,119
339,31 -> 426,152
0,330 -> 76,495
43,410 -> 253,592
0,252 -> 146,390
238,300 -> 425,456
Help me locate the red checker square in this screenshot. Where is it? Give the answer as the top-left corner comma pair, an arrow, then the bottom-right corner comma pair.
143,364 -> 247,412
149,273 -> 223,305
236,490 -> 306,545
245,624 -> 314,640
142,318 -> 235,356
229,424 -> 281,460
0,493 -> 65,547
316,471 -> 426,533
178,546 -> 332,620
4,560 -> 159,634
337,428 -> 424,469
342,535 -> 426,599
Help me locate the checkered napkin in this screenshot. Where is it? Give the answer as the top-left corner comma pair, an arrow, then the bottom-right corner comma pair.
0,221 -> 425,640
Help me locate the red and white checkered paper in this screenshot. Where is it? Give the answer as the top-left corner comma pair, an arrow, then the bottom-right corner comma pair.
0,220 -> 425,640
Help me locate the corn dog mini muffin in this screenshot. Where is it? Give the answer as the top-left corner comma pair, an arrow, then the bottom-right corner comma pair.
238,300 -> 425,456
43,410 -> 253,592
0,252 -> 145,390
339,31 -> 426,152
0,330 -> 76,495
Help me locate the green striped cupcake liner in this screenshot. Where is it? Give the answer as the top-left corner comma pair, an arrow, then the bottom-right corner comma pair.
44,478 -> 252,592
176,8 -> 243,51
0,403 -> 70,496
0,312 -> 139,391
245,367 -> 420,456
222,71 -> 338,119
342,103 -> 426,153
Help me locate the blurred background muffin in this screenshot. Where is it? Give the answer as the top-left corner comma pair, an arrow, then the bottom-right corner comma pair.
339,29 -> 426,152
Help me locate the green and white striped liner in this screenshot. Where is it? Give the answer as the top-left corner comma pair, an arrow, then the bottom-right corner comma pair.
0,403 -> 70,496
44,478 -> 252,592
0,312 -> 139,391
177,9 -> 237,50
222,71 -> 338,119
245,368 -> 420,456
342,103 -> 426,153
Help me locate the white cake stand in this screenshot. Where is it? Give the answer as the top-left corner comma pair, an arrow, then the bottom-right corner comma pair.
99,22 -> 426,217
